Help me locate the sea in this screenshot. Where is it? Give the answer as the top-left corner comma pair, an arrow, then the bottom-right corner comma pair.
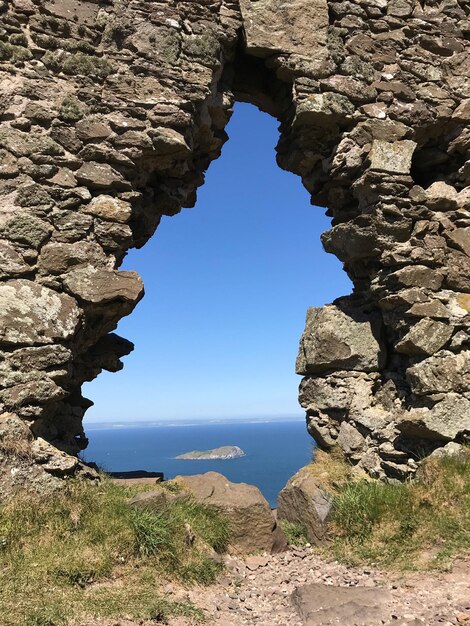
81,419 -> 315,507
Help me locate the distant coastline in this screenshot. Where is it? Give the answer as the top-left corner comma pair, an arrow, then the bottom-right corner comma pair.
85,415 -> 305,431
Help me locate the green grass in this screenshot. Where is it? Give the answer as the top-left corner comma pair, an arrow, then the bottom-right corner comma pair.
328,450 -> 470,570
280,520 -> 309,547
0,478 -> 230,626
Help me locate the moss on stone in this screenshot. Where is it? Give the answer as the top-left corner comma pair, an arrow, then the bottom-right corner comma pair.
41,50 -> 63,73
31,32 -> 60,50
42,51 -> 114,79
62,52 -> 114,78
59,96 -> 85,123
183,32 -> 219,65
9,34 -> 28,47
0,41 -> 32,62
63,39 -> 96,55
17,184 -> 53,208
1,214 -> 52,248
36,14 -> 71,37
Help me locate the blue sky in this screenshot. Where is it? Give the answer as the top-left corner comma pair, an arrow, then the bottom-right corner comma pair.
83,103 -> 351,424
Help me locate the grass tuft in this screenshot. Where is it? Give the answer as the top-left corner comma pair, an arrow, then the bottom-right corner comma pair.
328,449 -> 470,570
280,520 -> 309,546
0,477 -> 229,625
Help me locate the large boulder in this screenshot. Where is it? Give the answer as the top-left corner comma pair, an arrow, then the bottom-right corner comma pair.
296,303 -> 385,375
172,472 -> 278,555
277,465 -> 333,544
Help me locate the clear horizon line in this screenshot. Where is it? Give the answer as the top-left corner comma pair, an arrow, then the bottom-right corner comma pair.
84,414 -> 305,427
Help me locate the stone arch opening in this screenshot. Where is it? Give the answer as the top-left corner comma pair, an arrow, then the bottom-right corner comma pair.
82,100 -> 350,432
0,0 -> 468,493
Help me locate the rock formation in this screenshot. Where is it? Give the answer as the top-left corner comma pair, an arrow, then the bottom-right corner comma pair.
0,0 -> 468,488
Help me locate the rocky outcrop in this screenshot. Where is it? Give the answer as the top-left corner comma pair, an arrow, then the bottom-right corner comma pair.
0,0 -> 468,485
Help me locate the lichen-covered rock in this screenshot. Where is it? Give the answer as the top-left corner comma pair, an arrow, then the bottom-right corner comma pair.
82,195 -> 132,224
0,241 -> 30,277
406,351 -> 470,396
397,396 -> 470,442
239,0 -> 329,60
0,280 -> 80,345
63,268 -> 144,306
296,303 -> 385,375
395,319 -> 453,356
368,140 -> 416,174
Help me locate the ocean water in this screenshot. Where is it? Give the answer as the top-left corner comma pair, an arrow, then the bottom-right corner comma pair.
82,419 -> 315,507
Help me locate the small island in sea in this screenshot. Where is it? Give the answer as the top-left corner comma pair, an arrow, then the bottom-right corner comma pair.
176,445 -> 245,460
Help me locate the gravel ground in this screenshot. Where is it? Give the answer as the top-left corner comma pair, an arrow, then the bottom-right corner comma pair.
87,547 -> 470,626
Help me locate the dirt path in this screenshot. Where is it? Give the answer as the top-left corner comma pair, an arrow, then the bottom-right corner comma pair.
90,547 -> 470,626
164,548 -> 470,626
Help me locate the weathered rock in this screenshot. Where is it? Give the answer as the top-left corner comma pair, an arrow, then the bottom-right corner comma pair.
6,345 -> 71,372
296,303 -> 385,375
292,583 -> 393,626
368,139 -> 416,174
31,437 -> 82,476
0,240 -> 30,276
75,162 -> 127,190
277,465 -> 332,544
428,441 -> 465,460
75,119 -> 112,143
1,378 -> 66,408
82,195 -> 132,224
1,214 -> 52,248
425,182 -> 459,211
445,228 -> 470,258
406,351 -> 470,396
239,0 -> 329,59
63,268 -> 144,306
172,472 -> 277,554
390,266 -> 444,291
336,421 -> 366,457
0,411 -> 32,444
397,396 -> 470,442
0,280 -> 80,346
395,319 -> 453,356
0,128 -> 63,157
295,93 -> 355,123
38,241 -> 107,274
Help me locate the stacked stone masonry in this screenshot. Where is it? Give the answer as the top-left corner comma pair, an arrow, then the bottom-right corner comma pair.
0,0 -> 468,490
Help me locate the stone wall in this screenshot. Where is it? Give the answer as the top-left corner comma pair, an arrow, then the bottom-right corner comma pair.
0,0 -> 468,490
